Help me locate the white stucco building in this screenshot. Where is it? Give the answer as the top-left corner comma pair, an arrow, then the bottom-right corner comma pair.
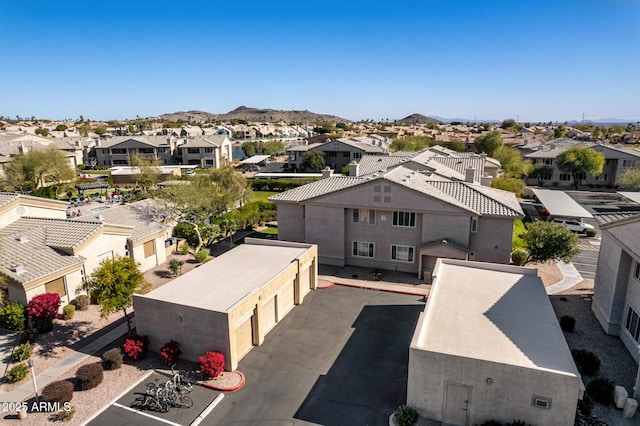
408,259 -> 583,425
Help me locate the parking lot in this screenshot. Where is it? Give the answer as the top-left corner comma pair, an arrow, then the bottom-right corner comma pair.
211,286 -> 425,426
89,372 -> 222,426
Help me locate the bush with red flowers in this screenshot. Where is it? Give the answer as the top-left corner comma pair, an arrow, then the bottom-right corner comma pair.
199,351 -> 225,378
26,293 -> 61,333
160,339 -> 182,366
122,334 -> 149,360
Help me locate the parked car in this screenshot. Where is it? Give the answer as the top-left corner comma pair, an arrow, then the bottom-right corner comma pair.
551,218 -> 595,233
185,170 -> 196,177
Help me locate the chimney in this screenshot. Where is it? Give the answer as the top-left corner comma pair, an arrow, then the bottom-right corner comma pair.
465,167 -> 476,183
348,161 -> 360,177
481,175 -> 493,186
321,167 -> 333,179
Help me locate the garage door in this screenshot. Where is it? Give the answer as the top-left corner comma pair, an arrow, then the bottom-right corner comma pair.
235,316 -> 254,358
278,281 -> 295,318
262,296 -> 277,333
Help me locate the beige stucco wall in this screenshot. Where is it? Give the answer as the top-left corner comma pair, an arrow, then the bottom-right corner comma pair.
276,204 -> 306,242
131,235 -> 168,273
408,342 -> 581,425
14,269 -> 85,307
469,216 -> 514,264
78,232 -> 130,276
592,235 -> 630,336
305,205 -> 344,266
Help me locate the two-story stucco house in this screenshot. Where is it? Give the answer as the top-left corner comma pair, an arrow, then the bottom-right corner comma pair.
591,214 -> 640,398
94,136 -> 181,167
523,139 -> 640,188
179,135 -> 232,168
270,165 -> 523,280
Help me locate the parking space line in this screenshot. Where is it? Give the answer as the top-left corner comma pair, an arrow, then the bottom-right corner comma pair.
572,262 -> 598,267
112,403 -> 184,426
189,393 -> 225,426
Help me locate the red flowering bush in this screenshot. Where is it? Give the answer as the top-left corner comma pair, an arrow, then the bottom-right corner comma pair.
160,340 -> 182,366
26,293 -> 61,332
199,351 -> 225,378
122,334 -> 149,360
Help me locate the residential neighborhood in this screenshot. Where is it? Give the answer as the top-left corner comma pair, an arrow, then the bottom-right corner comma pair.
1,108 -> 640,426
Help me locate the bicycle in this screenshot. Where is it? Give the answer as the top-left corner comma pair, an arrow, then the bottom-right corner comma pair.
132,392 -> 169,413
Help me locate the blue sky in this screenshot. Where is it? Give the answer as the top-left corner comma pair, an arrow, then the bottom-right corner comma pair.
1,0 -> 639,122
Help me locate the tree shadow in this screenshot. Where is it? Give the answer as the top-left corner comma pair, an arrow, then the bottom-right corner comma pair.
153,270 -> 172,279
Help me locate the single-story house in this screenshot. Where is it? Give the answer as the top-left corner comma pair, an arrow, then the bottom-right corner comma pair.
408,259 -> 583,425
134,239 -> 318,370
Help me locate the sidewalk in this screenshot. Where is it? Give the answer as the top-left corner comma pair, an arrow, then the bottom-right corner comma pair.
545,260 -> 584,295
0,319 -> 133,403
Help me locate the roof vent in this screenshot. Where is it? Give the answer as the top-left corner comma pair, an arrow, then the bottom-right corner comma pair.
14,265 -> 27,275
17,235 -> 29,243
97,214 -> 105,221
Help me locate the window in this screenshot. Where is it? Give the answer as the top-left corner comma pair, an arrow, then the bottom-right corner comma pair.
625,305 -> 640,343
374,185 -> 381,193
138,148 -> 154,154
158,147 -> 168,153
391,245 -> 414,262
113,159 -> 127,165
623,159 -> 636,168
44,277 -> 66,297
343,152 -> 350,158
111,148 -> 127,154
384,186 -> 391,193
204,147 -> 213,153
353,152 -> 362,159
470,217 -> 478,233
353,209 -> 375,224
543,158 -> 553,165
326,151 -> 337,158
634,261 -> 640,281
143,240 -> 155,258
187,148 -> 200,154
353,241 -> 374,258
393,211 -> 416,227
559,173 -> 572,181
205,159 -> 214,166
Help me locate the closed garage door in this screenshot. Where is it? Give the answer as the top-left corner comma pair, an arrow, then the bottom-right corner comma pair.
262,296 -> 277,333
236,316 -> 254,358
278,281 -> 295,318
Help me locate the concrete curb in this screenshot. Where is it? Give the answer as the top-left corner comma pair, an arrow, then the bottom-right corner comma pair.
201,371 -> 245,393
317,281 -> 335,289
546,260 -> 584,295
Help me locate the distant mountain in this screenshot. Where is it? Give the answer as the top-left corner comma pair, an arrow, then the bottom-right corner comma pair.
430,115 -> 501,124
159,107 -> 352,124
395,113 -> 442,125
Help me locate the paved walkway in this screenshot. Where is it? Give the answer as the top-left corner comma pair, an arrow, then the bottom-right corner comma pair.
0,319 -> 133,403
545,260 -> 584,295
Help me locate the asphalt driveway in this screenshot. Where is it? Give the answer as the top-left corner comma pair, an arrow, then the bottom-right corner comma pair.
209,286 -> 425,426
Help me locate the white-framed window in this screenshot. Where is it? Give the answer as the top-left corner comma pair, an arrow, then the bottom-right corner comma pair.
625,305 -> 640,343
559,173 -> 572,181
470,217 -> 478,233
623,159 -> 636,168
393,211 -> 416,227
353,241 -> 375,258
634,261 -> 640,282
353,209 -> 375,224
391,245 -> 414,262
543,158 -> 553,165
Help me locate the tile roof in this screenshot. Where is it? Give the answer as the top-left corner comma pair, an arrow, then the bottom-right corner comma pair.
74,199 -> 167,242
0,227 -> 85,284
179,135 -> 229,148
2,217 -> 106,251
271,166 -> 523,218
0,192 -> 69,209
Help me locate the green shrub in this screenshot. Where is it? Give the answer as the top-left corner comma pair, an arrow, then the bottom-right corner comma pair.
52,406 -> 76,422
13,342 -> 32,362
180,242 -> 190,255
76,363 -> 103,390
102,348 -> 123,370
586,377 -> 614,405
0,302 -> 26,331
74,295 -> 89,311
585,228 -> 597,237
20,328 -> 38,344
168,259 -> 184,277
63,304 -> 75,320
572,349 -> 601,376
193,248 -> 209,263
394,405 -> 419,426
560,315 -> 575,332
42,380 -> 74,403
577,392 -> 594,416
511,249 -> 527,266
6,363 -> 29,383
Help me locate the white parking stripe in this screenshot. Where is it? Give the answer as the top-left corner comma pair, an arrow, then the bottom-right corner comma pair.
112,403 -> 184,426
